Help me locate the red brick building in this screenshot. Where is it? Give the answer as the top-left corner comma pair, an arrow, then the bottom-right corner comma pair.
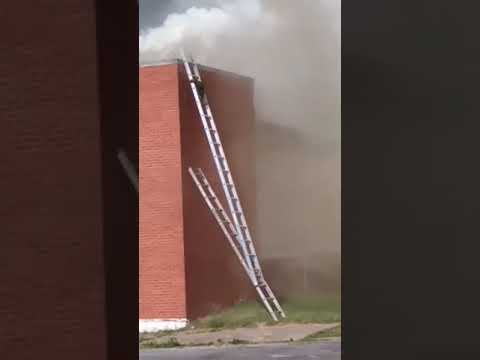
139,60 -> 256,331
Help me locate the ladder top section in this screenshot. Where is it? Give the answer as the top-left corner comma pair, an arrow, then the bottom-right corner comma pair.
140,58 -> 254,82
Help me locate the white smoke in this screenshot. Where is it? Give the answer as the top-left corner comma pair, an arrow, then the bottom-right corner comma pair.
140,0 -> 267,60
139,0 -> 339,141
140,0 -> 340,278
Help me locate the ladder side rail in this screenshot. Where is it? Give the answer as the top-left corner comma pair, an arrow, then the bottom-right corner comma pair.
192,61 -> 262,272
188,167 -> 254,280
188,167 -> 279,321
265,284 -> 287,318
204,102 -> 265,276
194,167 -> 285,319
196,168 -> 244,249
196,171 -> 270,293
255,287 -> 278,321
196,171 -> 277,318
197,82 -> 286,319
186,59 -> 254,261
181,58 -> 254,272
180,52 -> 285,319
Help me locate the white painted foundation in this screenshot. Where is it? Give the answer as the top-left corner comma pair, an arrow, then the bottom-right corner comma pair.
139,319 -> 188,333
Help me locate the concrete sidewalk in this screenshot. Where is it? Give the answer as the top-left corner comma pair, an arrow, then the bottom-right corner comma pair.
143,323 -> 340,346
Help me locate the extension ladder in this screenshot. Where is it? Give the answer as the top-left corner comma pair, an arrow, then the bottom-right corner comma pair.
181,52 -> 286,320
188,167 -> 286,320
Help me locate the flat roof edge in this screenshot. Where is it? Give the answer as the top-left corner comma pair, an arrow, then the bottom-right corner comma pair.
140,59 -> 180,67
139,58 -> 253,81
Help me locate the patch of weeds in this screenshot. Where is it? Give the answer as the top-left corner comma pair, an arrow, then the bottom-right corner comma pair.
139,333 -> 152,343
192,302 -> 270,330
229,338 -> 250,345
206,317 -> 226,330
165,337 -> 182,347
140,337 -> 182,349
139,329 -> 180,343
302,326 -> 341,342
190,295 -> 340,331
187,342 -> 215,347
139,294 -> 341,350
280,295 -> 341,324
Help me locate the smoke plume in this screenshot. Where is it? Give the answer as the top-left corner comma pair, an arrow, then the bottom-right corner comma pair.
140,0 -> 340,295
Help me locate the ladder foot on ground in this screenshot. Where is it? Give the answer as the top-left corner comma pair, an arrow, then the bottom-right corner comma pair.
181,52 -> 285,321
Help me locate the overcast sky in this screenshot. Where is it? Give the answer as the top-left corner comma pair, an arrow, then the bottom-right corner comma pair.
140,0 -> 218,31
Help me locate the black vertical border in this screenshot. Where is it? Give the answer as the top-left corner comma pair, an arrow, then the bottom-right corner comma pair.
95,1 -> 139,359
343,1 -> 480,359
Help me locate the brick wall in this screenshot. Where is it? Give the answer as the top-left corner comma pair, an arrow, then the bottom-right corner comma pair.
139,62 -> 256,321
139,65 -> 187,320
1,1 -> 107,358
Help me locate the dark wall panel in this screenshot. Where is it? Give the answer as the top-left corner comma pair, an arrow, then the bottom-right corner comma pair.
95,0 -> 139,358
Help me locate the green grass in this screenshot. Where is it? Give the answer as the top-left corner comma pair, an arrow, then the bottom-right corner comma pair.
279,295 -> 341,324
139,295 -> 341,349
139,329 -> 177,340
139,337 -> 181,349
302,325 -> 341,341
191,295 -> 341,331
139,336 -> 251,349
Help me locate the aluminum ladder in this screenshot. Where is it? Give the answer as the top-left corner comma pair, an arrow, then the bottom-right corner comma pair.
181,53 -> 285,320
188,167 -> 286,320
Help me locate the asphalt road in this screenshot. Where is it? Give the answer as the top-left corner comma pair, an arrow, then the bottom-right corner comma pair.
140,341 -> 341,359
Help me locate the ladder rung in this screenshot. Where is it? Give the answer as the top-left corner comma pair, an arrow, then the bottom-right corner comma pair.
183,55 -> 284,322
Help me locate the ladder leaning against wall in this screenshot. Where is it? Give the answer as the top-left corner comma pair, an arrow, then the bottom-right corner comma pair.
180,51 -> 286,321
